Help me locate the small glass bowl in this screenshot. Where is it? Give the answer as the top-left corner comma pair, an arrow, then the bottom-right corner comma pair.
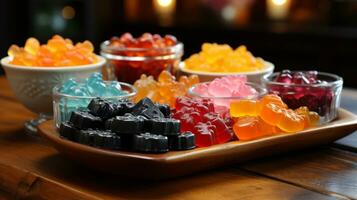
100,40 -> 183,83
53,81 -> 137,128
188,82 -> 267,113
262,71 -> 343,123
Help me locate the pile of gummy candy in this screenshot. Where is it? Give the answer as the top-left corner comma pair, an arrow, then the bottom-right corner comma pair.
134,70 -> 199,107
60,97 -> 195,153
8,35 -> 98,66
104,33 -> 181,83
266,70 -> 333,116
56,73 -> 130,124
230,95 -> 319,141
190,75 -> 259,112
184,43 -> 265,73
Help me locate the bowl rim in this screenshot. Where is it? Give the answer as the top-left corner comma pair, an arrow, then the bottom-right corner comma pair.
179,61 -> 274,76
100,40 -> 184,53
262,71 -> 344,88
0,55 -> 106,71
53,80 -> 137,99
188,81 -> 267,100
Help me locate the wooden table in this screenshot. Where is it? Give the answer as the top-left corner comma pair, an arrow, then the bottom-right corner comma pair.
0,76 -> 357,200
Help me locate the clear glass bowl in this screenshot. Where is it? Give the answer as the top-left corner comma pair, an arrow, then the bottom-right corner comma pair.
188,82 -> 267,113
53,81 -> 137,128
262,71 -> 343,123
100,40 -> 183,83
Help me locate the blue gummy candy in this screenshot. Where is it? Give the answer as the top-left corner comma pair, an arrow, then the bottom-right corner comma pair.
107,82 -> 125,96
60,78 -> 77,93
87,81 -> 107,97
87,73 -> 103,84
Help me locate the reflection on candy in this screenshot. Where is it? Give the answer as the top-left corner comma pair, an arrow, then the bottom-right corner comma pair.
184,43 -> 265,73
8,35 -> 98,66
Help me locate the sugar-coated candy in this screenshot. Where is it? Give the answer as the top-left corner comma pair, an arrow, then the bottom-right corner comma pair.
133,133 -> 169,153
8,35 -> 98,66
168,132 -> 195,150
149,118 -> 180,136
69,111 -> 103,130
134,71 -> 199,108
106,114 -> 145,134
59,122 -> 78,140
184,43 -> 265,73
131,98 -> 164,119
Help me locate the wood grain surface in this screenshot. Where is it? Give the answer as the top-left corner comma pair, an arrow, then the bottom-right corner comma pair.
0,76 -> 357,199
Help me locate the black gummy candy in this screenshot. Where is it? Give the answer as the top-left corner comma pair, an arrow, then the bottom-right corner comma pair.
69,111 -> 103,130
93,131 -> 121,150
106,113 -> 145,134
168,132 -> 196,150
149,118 -> 180,135
131,98 -> 164,119
59,122 -> 78,140
78,129 -> 97,145
155,103 -> 171,118
133,133 -> 168,153
115,101 -> 135,115
88,98 -> 118,120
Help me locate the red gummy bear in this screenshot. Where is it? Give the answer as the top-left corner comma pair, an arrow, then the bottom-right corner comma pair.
193,122 -> 216,147
173,97 -> 234,147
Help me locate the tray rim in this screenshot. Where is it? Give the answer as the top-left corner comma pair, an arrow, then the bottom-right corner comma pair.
39,108 -> 357,163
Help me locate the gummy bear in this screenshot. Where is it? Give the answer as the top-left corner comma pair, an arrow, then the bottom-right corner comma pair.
134,71 -> 199,108
184,43 -> 266,73
8,35 -> 98,67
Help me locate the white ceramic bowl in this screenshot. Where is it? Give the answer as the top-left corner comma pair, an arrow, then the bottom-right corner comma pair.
1,56 -> 106,116
178,61 -> 274,83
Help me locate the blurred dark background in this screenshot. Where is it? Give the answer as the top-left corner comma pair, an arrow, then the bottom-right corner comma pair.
1,0 -> 357,87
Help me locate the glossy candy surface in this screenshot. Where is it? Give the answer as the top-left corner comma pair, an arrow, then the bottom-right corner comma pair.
60,97 -> 196,153
230,94 -> 320,140
8,35 -> 98,66
134,70 -> 199,107
184,43 -> 265,73
268,70 -> 333,116
103,33 -> 183,83
190,75 -> 258,111
173,97 -> 233,147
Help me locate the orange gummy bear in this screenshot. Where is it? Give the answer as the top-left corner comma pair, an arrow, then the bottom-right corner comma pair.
230,94 -> 320,140
233,116 -> 277,141
8,35 -> 98,67
134,71 -> 199,107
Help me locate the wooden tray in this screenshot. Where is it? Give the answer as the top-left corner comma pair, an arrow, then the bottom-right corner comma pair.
38,108 -> 357,179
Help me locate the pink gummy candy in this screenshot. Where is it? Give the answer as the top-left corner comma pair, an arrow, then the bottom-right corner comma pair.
192,75 -> 258,111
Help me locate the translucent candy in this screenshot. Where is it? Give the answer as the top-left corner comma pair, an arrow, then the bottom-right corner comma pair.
24,37 -> 40,55
134,71 -> 199,108
8,35 -> 98,67
184,43 -> 265,73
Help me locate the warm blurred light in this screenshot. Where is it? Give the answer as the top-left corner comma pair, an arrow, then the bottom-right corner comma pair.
157,0 -> 173,8
272,0 -> 287,6
62,6 -> 75,20
222,5 -> 236,22
153,0 -> 176,26
267,0 -> 290,20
